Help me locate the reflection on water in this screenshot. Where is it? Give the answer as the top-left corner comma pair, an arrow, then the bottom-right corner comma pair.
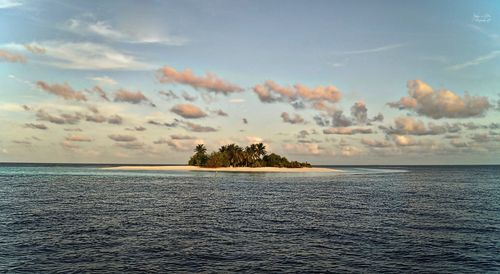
0,165 -> 499,272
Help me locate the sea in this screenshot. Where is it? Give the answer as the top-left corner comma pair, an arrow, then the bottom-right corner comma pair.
0,164 -> 499,273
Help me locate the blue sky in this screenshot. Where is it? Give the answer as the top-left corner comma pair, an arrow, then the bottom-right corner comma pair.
1,0 -> 499,164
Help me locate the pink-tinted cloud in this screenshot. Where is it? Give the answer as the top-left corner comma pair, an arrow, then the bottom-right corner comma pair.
380,116 -> 460,136
90,86 -> 109,101
0,49 -> 26,63
253,80 -> 341,111
156,66 -> 243,95
281,112 -> 305,124
171,104 -> 207,119
114,89 -> 155,107
85,114 -> 106,123
36,81 -> 87,101
66,135 -> 92,142
388,80 -> 491,119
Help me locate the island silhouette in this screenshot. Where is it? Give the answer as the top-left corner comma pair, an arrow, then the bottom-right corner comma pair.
188,143 -> 312,168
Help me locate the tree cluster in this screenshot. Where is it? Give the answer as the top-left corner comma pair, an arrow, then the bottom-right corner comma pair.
188,143 -> 311,168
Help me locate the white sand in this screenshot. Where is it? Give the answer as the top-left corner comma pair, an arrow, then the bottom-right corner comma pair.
103,165 -> 337,173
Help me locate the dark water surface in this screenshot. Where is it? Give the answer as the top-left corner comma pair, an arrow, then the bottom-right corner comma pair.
0,165 -> 499,273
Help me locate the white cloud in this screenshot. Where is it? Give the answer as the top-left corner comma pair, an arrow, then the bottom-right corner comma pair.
332,43 -> 405,55
65,15 -> 187,46
448,50 -> 500,71
4,41 -> 153,70
89,76 -> 117,86
0,0 -> 22,9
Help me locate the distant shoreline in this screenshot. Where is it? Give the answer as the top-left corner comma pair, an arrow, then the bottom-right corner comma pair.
102,165 -> 338,173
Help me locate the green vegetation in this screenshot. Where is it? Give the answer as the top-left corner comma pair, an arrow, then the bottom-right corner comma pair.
188,143 -> 311,168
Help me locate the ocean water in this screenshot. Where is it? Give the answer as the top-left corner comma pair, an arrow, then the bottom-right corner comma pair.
0,164 -> 499,273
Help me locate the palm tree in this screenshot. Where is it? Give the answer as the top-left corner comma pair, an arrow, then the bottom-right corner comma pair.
195,144 -> 207,154
245,144 -> 257,166
222,144 -> 237,167
256,143 -> 267,159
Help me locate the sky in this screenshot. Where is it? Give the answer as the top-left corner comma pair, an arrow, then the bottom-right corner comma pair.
0,0 -> 499,165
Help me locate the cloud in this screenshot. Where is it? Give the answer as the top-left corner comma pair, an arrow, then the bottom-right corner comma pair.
448,50 -> 500,70
171,134 -> 196,140
361,138 -> 392,148
211,109 -> 228,117
313,115 -> 329,127
392,135 -> 418,146
331,110 -> 353,127
281,112 -> 305,124
13,140 -> 31,145
171,104 -> 207,119
108,134 -> 137,142
156,66 -> 243,95
450,140 -> 468,148
159,90 -> 179,100
320,102 -> 383,128
126,126 -> 146,131
332,43 -> 405,55
66,135 -> 92,142
380,116 -> 461,136
181,121 -> 217,132
107,114 -> 123,125
24,123 -> 47,130
65,14 -> 187,46
0,49 -> 26,63
470,133 -> 490,143
153,138 -> 168,144
36,110 -> 81,124
182,91 -> 197,102
166,138 -> 204,152
229,98 -> 245,103
323,127 -> 373,135
148,119 -> 179,128
388,80 -> 491,119
85,114 -> 106,123
370,113 -> 384,123
283,143 -> 324,155
36,81 -> 87,101
116,141 -> 145,150
114,89 -> 155,107
253,80 -> 341,111
351,101 -> 368,124
15,41 -> 152,70
89,76 -> 116,86
64,128 -> 82,132
0,0 -> 23,8
297,130 -> 310,139
88,86 -> 109,101
24,44 -> 46,54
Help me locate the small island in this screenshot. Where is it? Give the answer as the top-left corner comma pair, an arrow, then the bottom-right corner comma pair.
104,143 -> 337,173
188,143 -> 311,168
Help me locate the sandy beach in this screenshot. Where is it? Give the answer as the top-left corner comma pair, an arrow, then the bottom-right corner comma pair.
103,165 -> 338,173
